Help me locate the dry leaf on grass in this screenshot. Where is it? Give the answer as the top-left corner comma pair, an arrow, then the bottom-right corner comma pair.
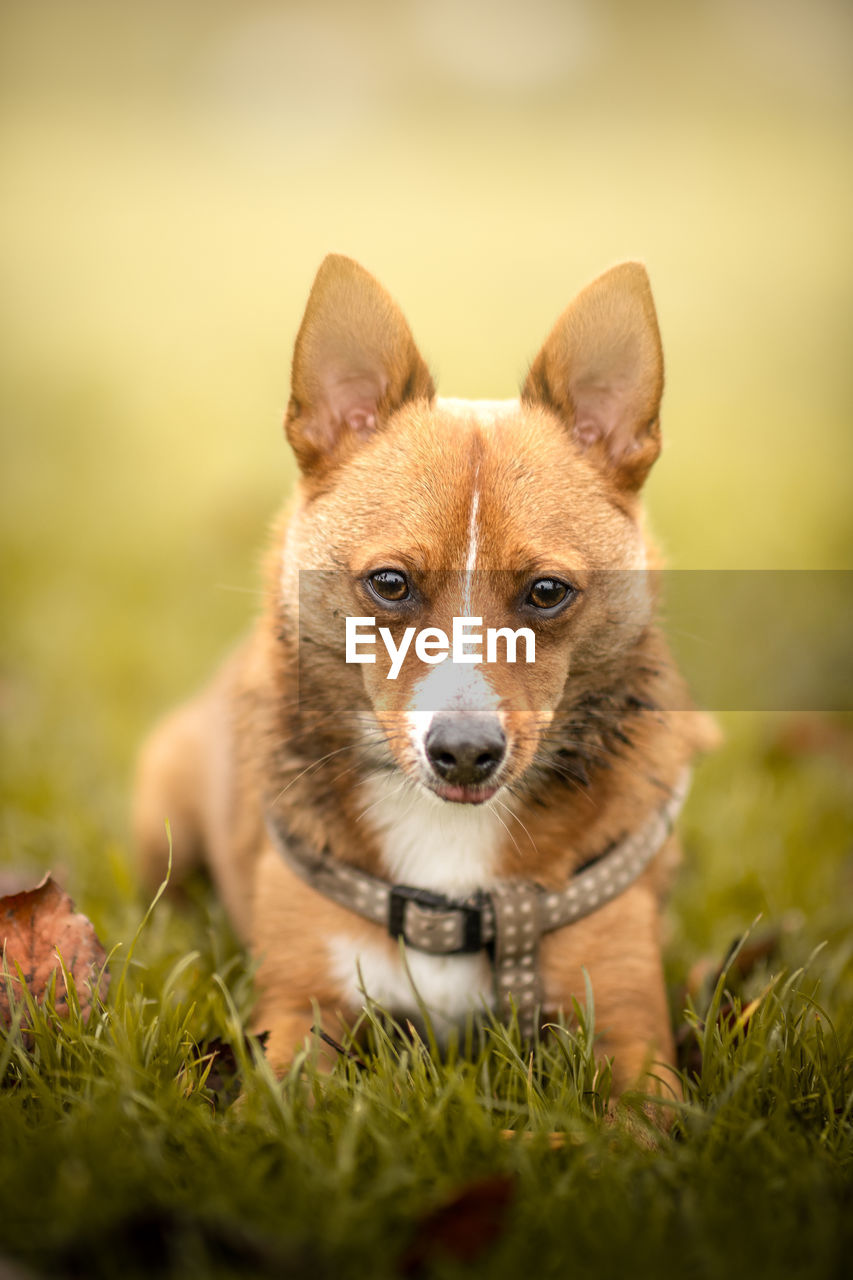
399,1173 -> 515,1276
0,874 -> 109,1028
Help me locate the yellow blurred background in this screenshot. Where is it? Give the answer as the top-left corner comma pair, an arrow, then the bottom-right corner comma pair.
1,0 -> 851,886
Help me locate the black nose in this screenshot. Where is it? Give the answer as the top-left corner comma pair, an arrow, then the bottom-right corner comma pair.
425,713 -> 506,787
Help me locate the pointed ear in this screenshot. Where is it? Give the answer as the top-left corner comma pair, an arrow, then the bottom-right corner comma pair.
522,263 -> 664,491
285,255 -> 435,475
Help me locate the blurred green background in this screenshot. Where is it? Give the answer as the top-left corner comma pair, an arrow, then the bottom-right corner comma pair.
1,1 -> 851,950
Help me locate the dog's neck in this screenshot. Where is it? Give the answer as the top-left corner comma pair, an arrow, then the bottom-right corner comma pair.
355,771 -> 506,896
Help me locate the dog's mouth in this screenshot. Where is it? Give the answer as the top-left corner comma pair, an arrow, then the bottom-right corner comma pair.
428,779 -> 502,806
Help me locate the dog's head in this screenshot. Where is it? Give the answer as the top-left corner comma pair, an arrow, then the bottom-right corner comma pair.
281,255 -> 664,806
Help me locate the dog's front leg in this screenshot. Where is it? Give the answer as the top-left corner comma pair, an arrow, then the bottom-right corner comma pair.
262,1007 -> 350,1077
250,843 -> 365,1077
539,878 -> 679,1104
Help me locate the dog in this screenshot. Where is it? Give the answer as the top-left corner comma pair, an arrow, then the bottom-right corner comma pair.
134,255 -> 715,1094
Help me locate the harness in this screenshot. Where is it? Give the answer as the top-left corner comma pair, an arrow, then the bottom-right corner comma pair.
265,770 -> 689,1040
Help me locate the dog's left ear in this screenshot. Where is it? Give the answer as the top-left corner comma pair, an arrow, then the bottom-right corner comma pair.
522,263 -> 663,491
285,255 -> 434,476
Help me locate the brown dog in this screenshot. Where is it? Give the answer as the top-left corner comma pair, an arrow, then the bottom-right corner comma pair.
134,256 -> 714,1093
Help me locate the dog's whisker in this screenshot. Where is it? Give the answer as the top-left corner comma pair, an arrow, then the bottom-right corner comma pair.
490,802 -> 524,859
271,741 -> 378,804
493,796 -> 539,856
353,774 -> 412,826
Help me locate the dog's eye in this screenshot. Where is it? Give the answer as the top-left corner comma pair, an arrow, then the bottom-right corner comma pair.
368,570 -> 411,603
527,578 -> 573,611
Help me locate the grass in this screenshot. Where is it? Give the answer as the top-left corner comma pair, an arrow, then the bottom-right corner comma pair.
2,2 -> 852,1275
2,872 -> 852,1280
3,726 -> 853,1279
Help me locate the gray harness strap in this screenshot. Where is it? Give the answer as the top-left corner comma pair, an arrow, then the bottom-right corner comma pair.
265,770 -> 689,1039
489,880 -> 544,1037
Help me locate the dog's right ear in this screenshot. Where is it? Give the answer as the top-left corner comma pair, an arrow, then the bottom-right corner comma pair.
285,255 -> 434,476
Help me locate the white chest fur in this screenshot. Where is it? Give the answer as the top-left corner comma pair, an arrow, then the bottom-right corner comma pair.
326,935 -> 495,1034
361,772 -> 505,894
326,775 -> 505,1030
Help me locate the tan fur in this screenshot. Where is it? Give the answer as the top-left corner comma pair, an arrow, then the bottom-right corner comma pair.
134,255 -> 715,1096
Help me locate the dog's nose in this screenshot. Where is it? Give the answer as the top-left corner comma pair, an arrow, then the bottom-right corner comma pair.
425,713 -> 506,787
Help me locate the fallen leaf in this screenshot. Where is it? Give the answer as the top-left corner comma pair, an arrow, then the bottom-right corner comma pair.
399,1173 -> 515,1276
0,874 -> 109,1028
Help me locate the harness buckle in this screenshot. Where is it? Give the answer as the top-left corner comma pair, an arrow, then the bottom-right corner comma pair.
388,884 -> 485,954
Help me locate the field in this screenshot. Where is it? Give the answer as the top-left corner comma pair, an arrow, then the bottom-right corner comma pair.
1,3 -> 852,1276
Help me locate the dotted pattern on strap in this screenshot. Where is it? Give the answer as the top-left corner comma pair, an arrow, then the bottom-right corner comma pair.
489,881 -> 543,1040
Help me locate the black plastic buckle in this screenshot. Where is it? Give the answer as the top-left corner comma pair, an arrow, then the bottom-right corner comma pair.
388,884 -> 484,954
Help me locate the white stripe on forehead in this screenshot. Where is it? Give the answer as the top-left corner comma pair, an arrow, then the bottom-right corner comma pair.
437,397 -> 518,428
462,475 -> 479,615
436,399 -> 517,613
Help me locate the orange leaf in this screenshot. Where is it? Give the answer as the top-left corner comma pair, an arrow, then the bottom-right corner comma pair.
1,874 -> 109,1028
399,1173 -> 515,1276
